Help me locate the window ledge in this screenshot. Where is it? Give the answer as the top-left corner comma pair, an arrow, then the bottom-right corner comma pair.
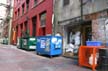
40,25 -> 46,28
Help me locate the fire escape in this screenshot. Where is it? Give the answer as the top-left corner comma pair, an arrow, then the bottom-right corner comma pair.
0,0 -> 13,44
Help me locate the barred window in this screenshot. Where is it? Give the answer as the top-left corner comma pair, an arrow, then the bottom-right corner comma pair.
63,0 -> 70,6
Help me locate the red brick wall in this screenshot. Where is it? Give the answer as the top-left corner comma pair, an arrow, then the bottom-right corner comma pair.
12,0 -> 53,44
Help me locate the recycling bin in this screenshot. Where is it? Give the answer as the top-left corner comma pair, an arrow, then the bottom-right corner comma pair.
36,36 -> 62,57
86,41 -> 102,46
22,37 -> 36,50
3,37 -> 8,44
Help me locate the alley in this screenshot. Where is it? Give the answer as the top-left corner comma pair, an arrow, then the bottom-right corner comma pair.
0,44 -> 92,71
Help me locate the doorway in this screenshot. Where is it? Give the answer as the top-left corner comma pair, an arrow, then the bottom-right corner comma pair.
67,21 -> 92,45
81,21 -> 92,45
16,26 -> 18,37
16,26 -> 18,43
20,24 -> 23,37
67,25 -> 81,44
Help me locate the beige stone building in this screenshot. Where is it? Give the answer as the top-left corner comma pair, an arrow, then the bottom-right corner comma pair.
53,0 -> 108,53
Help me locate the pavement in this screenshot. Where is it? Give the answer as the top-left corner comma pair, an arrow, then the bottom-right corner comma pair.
0,44 -> 92,71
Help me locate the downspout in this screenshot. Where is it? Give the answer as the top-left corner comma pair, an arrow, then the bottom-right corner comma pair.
80,0 -> 83,22
52,0 -> 55,35
8,1 -> 11,44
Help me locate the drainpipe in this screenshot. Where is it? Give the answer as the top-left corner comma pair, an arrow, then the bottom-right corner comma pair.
80,0 -> 83,22
52,0 -> 55,35
8,0 -> 12,45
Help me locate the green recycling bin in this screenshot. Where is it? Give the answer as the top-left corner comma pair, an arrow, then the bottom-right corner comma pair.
3,38 -> 8,44
22,37 -> 36,50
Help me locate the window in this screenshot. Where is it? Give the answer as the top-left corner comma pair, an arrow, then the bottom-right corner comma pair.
34,0 -> 38,6
18,8 -> 20,17
26,0 -> 30,11
22,4 -> 25,15
24,21 -> 28,31
15,11 -> 17,18
63,0 -> 70,6
24,21 -> 29,37
40,12 -> 46,27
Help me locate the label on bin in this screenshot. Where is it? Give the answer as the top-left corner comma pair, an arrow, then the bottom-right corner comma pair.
23,39 -> 27,45
40,40 -> 46,48
45,39 -> 50,51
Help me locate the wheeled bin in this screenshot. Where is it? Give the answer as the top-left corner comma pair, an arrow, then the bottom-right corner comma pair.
36,36 -> 62,57
3,37 -> 8,44
21,37 -> 36,50
79,46 -> 104,71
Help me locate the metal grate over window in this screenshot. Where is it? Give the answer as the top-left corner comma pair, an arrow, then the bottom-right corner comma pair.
63,0 -> 70,6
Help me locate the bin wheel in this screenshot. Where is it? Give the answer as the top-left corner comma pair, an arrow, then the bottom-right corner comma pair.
17,46 -> 20,49
37,52 -> 39,55
50,56 -> 52,58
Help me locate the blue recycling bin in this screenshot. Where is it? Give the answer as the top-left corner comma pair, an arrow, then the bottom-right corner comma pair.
36,36 -> 62,57
86,41 -> 102,46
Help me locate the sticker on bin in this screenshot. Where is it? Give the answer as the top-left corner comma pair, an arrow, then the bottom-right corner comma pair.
29,38 -> 35,41
52,37 -> 57,44
37,39 -> 40,42
40,40 -> 46,48
86,41 -> 102,46
29,46 -> 36,49
55,39 -> 62,48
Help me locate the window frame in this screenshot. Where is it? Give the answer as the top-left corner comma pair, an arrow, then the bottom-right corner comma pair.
26,0 -> 30,11
40,12 -> 47,27
18,8 -> 20,17
22,3 -> 25,15
34,0 -> 38,6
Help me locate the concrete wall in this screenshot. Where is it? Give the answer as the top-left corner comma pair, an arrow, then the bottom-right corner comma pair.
54,0 -> 108,49
83,0 -> 108,15
56,0 -> 80,21
54,0 -> 81,33
54,0 -> 81,51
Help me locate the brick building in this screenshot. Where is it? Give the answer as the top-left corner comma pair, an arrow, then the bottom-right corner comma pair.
12,0 -> 53,44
